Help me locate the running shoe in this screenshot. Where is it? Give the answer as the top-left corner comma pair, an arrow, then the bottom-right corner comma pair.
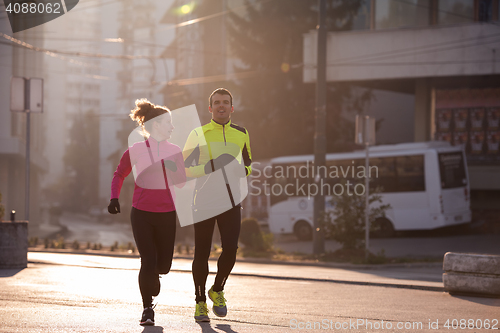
140,306 -> 155,326
194,301 -> 210,322
208,286 -> 227,317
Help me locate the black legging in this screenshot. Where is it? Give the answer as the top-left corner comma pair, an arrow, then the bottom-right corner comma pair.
131,207 -> 176,308
192,205 -> 241,303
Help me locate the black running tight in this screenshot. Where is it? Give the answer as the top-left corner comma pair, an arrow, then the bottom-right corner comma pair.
192,205 -> 241,303
130,207 -> 176,308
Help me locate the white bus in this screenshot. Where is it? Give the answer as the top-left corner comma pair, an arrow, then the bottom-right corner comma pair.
266,142 -> 471,240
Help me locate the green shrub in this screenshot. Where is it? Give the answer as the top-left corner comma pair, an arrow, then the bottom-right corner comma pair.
28,237 -> 39,247
323,181 -> 391,250
240,218 -> 261,248
127,242 -> 136,253
55,235 -> 65,249
92,243 -> 102,250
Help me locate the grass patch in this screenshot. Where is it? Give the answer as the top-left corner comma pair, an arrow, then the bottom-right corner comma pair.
238,247 -> 442,265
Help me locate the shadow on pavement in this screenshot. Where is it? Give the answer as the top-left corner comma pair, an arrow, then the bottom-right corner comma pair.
0,268 -> 25,278
215,323 -> 238,333
196,322 -> 217,332
197,322 -> 238,332
141,326 -> 164,332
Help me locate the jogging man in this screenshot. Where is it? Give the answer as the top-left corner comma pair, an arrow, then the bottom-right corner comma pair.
183,88 -> 252,322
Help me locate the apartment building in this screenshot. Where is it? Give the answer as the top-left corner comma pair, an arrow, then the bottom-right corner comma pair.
304,0 -> 500,208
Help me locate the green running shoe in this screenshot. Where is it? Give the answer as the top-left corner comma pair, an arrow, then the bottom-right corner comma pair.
194,301 -> 210,322
208,286 -> 227,317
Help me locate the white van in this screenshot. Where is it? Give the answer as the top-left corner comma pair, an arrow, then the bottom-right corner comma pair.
267,142 -> 471,240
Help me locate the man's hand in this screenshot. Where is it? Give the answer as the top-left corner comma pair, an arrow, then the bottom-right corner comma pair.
107,198 -> 120,214
204,154 -> 236,174
163,160 -> 177,172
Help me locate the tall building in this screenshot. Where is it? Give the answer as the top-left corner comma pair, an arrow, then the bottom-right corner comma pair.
160,0 -> 206,115
0,5 -> 47,224
304,0 -> 500,209
37,0 -> 176,213
160,0 -> 246,119
40,1 -> 103,214
97,0 -> 176,215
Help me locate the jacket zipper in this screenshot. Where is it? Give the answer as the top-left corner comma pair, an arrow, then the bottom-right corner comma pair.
222,123 -> 227,146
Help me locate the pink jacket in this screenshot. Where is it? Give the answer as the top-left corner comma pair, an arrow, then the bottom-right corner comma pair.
110,137 -> 186,212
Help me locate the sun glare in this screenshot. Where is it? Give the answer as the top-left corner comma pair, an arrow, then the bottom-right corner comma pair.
181,4 -> 191,14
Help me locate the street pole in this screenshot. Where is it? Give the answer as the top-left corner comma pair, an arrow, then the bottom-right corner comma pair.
11,77 -> 42,222
356,115 -> 373,260
364,121 -> 369,261
24,79 -> 30,221
313,0 -> 326,255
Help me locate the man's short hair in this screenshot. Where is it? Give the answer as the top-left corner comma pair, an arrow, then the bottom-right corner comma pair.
209,88 -> 233,107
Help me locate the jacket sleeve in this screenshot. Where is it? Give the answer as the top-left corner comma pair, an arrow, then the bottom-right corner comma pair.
110,149 -> 132,200
242,130 -> 252,176
166,147 -> 187,188
183,129 -> 206,178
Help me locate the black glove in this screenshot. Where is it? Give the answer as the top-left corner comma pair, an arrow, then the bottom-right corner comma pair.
108,198 -> 120,214
204,154 -> 235,175
163,160 -> 177,172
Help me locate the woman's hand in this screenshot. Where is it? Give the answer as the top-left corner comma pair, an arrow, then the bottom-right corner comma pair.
107,199 -> 121,214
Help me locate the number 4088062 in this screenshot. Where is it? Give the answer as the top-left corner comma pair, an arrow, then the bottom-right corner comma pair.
443,319 -> 499,330
5,2 -> 61,14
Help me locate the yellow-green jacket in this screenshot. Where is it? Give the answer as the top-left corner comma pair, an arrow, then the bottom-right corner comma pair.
183,119 -> 252,178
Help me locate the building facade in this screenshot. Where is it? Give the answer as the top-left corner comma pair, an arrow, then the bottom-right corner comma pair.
0,5 -> 47,224
304,0 -> 500,208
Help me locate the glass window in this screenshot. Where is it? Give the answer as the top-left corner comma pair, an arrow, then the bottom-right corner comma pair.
438,152 -> 468,189
270,162 -> 312,205
325,159 -> 365,186
438,0 -> 474,25
396,155 -> 426,192
477,0 -> 493,21
375,0 -> 430,29
369,155 -> 425,192
351,0 -> 372,30
369,157 -> 398,192
270,164 -> 288,205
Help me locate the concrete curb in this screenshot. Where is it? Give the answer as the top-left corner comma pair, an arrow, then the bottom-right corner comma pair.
28,248 -> 443,270
443,252 -> 500,275
443,252 -> 500,297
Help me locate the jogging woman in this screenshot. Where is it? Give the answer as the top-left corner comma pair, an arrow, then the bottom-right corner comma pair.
108,99 -> 186,326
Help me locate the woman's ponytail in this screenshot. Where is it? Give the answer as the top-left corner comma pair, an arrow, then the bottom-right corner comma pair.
129,98 -> 169,137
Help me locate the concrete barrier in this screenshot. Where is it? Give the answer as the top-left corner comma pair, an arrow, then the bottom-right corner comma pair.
0,221 -> 28,268
443,252 -> 500,297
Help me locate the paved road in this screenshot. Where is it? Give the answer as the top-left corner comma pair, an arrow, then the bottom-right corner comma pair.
0,252 -> 498,332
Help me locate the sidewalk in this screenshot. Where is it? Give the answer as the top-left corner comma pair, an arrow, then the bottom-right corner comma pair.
274,233 -> 500,258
